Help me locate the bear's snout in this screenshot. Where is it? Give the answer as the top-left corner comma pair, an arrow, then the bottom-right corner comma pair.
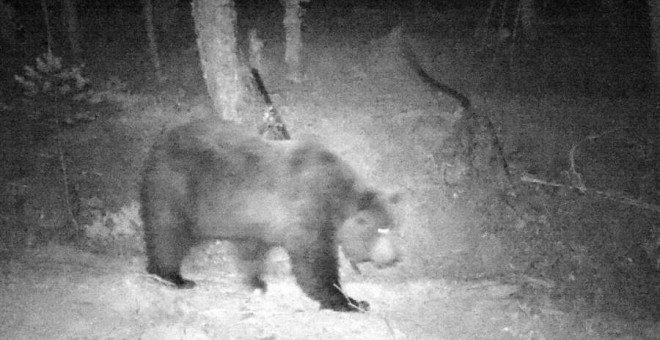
370,235 -> 399,266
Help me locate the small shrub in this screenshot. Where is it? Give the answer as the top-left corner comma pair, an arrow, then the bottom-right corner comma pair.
13,51 -> 125,127
15,51 -> 90,100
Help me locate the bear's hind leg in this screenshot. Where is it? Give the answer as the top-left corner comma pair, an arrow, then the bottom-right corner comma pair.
286,231 -> 369,312
235,239 -> 270,291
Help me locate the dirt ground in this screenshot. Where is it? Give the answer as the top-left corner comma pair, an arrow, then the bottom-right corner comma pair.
1,2 -> 660,339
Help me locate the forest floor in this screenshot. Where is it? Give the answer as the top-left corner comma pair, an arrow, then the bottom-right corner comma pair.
1,4 -> 660,340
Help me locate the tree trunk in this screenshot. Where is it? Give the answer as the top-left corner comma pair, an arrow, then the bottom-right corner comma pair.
192,0 -> 242,121
61,0 -> 81,62
475,0 -> 497,42
248,28 -> 263,71
519,0 -> 537,41
40,0 -> 54,53
0,0 -> 17,47
141,0 -> 165,83
649,0 -> 660,90
648,0 -> 660,132
602,0 -> 624,39
283,0 -> 308,83
153,0 -> 179,39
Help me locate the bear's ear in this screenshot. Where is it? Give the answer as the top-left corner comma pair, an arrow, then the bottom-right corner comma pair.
357,191 -> 377,211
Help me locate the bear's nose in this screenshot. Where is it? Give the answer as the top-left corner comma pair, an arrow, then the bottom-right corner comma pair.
370,236 -> 399,266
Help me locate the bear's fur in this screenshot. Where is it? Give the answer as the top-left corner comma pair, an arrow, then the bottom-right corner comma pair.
140,119 -> 399,312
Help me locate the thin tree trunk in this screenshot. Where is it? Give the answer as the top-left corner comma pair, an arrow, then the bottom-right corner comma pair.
41,0 -> 54,53
248,28 -> 263,72
192,0 -> 242,121
649,0 -> 660,90
648,0 -> 660,132
476,0 -> 497,43
519,0 -> 537,40
283,0 -> 306,83
141,0 -> 165,83
153,0 -> 178,39
61,0 -> 81,62
0,0 -> 17,47
603,0 -> 624,39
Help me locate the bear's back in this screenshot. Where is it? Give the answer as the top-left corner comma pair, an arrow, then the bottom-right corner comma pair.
154,119 -> 359,243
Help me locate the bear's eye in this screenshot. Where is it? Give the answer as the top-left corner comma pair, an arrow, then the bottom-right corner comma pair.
377,228 -> 390,235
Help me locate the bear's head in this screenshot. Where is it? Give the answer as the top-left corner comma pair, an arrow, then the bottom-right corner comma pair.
338,190 -> 401,268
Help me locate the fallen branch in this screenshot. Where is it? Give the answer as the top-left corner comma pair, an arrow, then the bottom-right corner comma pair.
520,174 -> 660,214
522,127 -> 660,213
567,128 -> 624,193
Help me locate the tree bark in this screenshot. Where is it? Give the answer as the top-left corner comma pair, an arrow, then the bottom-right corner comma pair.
602,0 -> 624,39
476,0 -> 497,42
153,0 -> 179,38
141,0 -> 165,83
40,0 -> 54,53
61,0 -> 82,62
519,0 -> 537,41
283,0 -> 308,83
0,0 -> 17,47
648,0 -> 660,133
192,0 -> 242,121
649,0 -> 660,90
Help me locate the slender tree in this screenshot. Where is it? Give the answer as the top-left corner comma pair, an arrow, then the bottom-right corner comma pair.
41,0 -> 54,52
153,0 -> 179,39
61,0 -> 82,61
649,0 -> 660,90
192,0 -> 242,121
519,0 -> 537,40
282,0 -> 309,83
0,0 -> 17,47
648,0 -> 660,133
603,0 -> 624,39
141,0 -> 165,83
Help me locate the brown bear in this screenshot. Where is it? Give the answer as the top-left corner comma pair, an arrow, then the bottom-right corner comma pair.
140,119 -> 399,312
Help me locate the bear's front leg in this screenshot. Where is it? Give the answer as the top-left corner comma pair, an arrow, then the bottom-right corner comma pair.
286,232 -> 369,312
143,207 -> 197,289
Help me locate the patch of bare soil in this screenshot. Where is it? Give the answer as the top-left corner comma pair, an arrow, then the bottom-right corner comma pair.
3,243 -> 650,340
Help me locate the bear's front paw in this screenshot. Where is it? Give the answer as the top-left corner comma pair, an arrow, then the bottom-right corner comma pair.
351,299 -> 370,312
322,297 -> 370,312
165,273 -> 196,289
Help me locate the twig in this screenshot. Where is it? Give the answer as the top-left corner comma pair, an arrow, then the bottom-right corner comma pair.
567,128 -> 624,192
333,283 -> 369,312
525,127 -> 659,213
520,174 -> 660,214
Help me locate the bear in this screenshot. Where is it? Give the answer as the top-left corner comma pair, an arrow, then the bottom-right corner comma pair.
140,118 -> 400,312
